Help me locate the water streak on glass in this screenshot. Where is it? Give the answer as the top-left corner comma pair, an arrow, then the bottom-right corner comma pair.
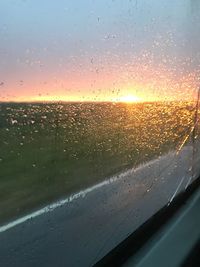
0,0 -> 199,266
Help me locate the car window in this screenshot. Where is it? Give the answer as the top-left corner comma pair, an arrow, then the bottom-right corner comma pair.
0,1 -> 199,266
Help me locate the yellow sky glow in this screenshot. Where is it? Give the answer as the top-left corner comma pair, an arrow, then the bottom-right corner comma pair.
118,95 -> 142,103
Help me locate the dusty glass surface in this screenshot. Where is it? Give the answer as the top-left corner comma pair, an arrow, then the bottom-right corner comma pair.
0,0 -> 199,266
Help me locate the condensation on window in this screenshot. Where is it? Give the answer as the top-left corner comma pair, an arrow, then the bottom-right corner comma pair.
0,0 -> 199,266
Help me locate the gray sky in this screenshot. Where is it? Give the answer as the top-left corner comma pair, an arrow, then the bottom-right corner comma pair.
0,0 -> 199,101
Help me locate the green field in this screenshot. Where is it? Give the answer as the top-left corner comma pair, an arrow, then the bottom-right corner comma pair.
0,101 -> 194,224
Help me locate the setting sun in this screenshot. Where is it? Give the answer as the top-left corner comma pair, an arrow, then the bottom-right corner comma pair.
119,95 -> 141,103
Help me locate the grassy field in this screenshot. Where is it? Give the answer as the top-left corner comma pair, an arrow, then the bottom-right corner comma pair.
0,101 -> 195,224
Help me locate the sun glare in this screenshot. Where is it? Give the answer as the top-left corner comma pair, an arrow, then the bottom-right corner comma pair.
119,95 -> 141,103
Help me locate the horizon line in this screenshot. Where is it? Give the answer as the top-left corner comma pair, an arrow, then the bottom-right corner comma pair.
0,99 -> 195,104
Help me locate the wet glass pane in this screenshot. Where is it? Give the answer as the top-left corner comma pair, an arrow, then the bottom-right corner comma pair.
0,0 -> 199,266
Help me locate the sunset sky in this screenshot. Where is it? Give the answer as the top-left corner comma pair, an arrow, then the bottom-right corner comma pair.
0,0 -> 199,102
